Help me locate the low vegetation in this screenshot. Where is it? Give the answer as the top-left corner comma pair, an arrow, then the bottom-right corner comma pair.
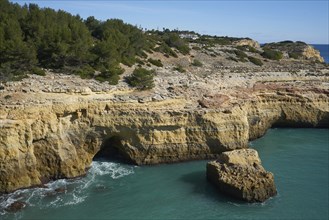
237,45 -> 259,53
173,65 -> 186,73
234,50 -> 248,59
248,56 -> 263,66
191,59 -> 203,67
194,35 -> 251,46
147,58 -> 163,67
31,67 -> 46,76
227,56 -> 238,62
288,52 -> 301,59
94,66 -> 124,85
261,41 -> 308,60
125,68 -> 155,90
261,49 -> 283,60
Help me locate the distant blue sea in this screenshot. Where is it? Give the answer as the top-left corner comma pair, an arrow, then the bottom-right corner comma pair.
312,44 -> 329,63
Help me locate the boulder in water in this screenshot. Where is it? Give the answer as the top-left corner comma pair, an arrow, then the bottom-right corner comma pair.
5,201 -> 26,212
206,149 -> 277,202
54,187 -> 66,193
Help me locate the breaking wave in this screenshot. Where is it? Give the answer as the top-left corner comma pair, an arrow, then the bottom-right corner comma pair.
0,161 -> 134,218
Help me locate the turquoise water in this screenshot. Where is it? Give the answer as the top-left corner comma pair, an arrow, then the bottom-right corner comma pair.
1,129 -> 328,220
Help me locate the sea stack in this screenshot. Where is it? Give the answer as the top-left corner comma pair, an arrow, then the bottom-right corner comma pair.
206,149 -> 277,202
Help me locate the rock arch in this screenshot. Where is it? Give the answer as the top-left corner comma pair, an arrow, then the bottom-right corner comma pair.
93,134 -> 134,164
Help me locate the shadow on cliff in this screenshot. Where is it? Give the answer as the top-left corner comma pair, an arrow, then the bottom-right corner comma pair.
179,171 -> 244,204
93,136 -> 134,164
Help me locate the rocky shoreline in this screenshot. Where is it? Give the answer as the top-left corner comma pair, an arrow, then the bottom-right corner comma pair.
0,42 -> 328,196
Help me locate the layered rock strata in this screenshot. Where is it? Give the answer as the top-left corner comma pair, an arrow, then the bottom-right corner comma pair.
207,149 -> 277,202
0,52 -> 328,193
0,85 -> 328,193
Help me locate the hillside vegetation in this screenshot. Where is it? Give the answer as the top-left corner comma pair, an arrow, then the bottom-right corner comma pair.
0,0 -> 325,87
0,0 -> 191,83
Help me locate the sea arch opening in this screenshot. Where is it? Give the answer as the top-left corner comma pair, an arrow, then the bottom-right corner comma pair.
92,135 -> 134,164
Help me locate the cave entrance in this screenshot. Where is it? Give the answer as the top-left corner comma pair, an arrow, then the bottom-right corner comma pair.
93,136 -> 133,164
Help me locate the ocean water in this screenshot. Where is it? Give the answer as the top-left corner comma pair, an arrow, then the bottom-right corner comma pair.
312,44 -> 329,63
0,129 -> 328,220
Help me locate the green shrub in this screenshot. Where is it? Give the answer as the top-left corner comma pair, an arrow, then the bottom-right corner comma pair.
154,44 -> 178,57
236,46 -> 246,51
261,49 -> 283,60
95,65 -> 124,85
192,46 -> 201,50
138,51 -> 148,59
74,65 -> 95,79
163,33 -> 190,55
248,56 -> 263,66
247,46 -> 258,53
135,58 -> 145,65
31,67 -> 46,76
192,59 -> 203,67
227,56 -> 238,62
236,45 -> 258,53
222,49 -> 235,54
95,73 -> 120,85
125,67 -> 155,90
121,56 -> 135,67
173,65 -> 186,73
288,52 -> 301,59
147,58 -> 163,67
234,50 -> 248,59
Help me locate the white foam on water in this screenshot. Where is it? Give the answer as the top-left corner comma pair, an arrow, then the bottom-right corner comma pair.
64,193 -> 87,206
89,161 -> 134,179
0,161 -> 134,217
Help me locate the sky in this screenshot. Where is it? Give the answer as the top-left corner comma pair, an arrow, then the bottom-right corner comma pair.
11,0 -> 329,44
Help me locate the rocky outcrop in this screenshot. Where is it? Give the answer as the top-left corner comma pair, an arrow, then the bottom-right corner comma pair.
262,41 -> 324,62
233,39 -> 260,49
302,45 -> 324,62
5,201 -> 26,212
207,149 -> 277,202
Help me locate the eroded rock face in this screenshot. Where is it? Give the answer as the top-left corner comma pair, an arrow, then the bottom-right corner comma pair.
0,64 -> 328,193
0,83 -> 328,193
302,45 -> 324,63
207,149 -> 277,202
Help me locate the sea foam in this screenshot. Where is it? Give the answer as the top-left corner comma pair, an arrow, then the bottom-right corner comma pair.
0,161 -> 134,217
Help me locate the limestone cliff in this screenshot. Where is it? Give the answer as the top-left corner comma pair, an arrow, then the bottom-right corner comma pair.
0,42 -> 328,193
0,81 -> 328,193
302,45 -> 324,62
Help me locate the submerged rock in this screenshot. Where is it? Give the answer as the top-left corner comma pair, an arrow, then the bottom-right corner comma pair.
54,187 -> 66,193
5,201 -> 26,212
206,149 -> 277,202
